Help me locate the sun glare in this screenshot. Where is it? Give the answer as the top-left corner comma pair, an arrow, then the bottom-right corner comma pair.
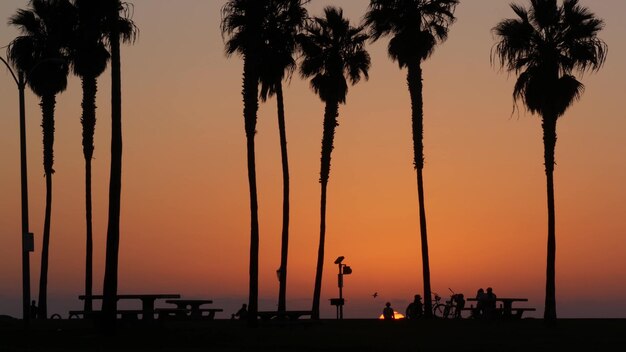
378,311 -> 405,319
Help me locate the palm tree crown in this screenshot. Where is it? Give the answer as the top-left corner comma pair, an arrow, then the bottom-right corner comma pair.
258,0 -> 309,101
299,7 -> 370,106
492,0 -> 607,119
8,0 -> 74,100
364,0 -> 458,68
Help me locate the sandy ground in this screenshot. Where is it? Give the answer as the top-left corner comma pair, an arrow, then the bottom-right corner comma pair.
1,317 -> 625,351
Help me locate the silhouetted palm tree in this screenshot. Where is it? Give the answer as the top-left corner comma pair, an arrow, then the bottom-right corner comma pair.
221,0 -> 267,325
298,7 -> 370,319
100,0 -> 137,327
258,0 -> 309,318
8,0 -> 75,319
70,0 -> 135,316
70,0 -> 109,313
364,0 -> 458,318
493,0 -> 606,322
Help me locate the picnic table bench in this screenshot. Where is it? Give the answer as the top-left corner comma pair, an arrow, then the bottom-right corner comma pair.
466,297 -> 535,319
257,310 -> 312,320
75,293 -> 181,320
164,299 -> 223,320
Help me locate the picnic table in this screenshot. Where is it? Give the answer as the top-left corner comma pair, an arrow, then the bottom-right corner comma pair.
78,294 -> 181,320
467,297 -> 535,318
165,299 -> 218,318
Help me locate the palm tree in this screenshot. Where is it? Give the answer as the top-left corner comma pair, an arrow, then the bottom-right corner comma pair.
8,0 -> 75,319
257,0 -> 309,318
221,0 -> 267,325
99,0 -> 137,328
364,0 -> 458,317
70,0 -> 110,314
298,7 -> 371,319
492,0 -> 607,322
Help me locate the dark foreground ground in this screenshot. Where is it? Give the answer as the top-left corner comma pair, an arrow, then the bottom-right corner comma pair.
1,317 -> 625,351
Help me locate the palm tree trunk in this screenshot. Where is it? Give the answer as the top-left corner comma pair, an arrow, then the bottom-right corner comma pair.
38,93 -> 56,319
17,70 -> 31,324
542,117 -> 557,322
407,62 -> 433,318
312,100 -> 339,320
103,14 -> 122,330
276,82 -> 290,316
81,76 -> 98,312
242,55 -> 260,326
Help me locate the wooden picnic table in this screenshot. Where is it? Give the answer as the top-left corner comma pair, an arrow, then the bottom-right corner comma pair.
78,294 -> 181,320
467,297 -> 531,318
165,299 -> 214,318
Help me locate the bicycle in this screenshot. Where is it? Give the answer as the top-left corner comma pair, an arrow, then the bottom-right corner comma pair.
432,289 -> 468,319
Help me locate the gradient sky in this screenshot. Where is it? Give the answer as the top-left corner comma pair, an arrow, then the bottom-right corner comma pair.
1,0 -> 625,319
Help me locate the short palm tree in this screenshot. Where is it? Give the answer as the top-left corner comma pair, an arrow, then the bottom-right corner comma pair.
71,0 -> 110,314
257,0 -> 309,318
493,0 -> 606,321
100,0 -> 137,327
221,0 -> 267,325
364,0 -> 458,317
298,7 -> 370,319
8,0 -> 75,319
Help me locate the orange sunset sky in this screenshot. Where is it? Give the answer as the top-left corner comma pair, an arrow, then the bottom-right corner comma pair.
1,0 -> 625,319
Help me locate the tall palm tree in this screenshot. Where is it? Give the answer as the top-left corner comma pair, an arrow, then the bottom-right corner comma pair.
99,0 -> 137,328
70,0 -> 110,314
221,0 -> 267,325
257,0 -> 309,318
364,0 -> 458,318
493,0 -> 607,322
8,0 -> 75,319
298,7 -> 371,319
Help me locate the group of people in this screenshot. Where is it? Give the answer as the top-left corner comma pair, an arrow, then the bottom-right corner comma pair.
473,287 -> 497,319
382,287 -> 497,320
382,294 -> 425,320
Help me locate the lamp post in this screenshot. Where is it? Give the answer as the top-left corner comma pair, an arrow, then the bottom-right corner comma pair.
333,256 -> 352,319
1,56 -> 32,325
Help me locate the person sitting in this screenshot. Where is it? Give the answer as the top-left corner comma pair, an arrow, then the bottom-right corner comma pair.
474,288 -> 485,318
30,300 -> 37,319
485,287 -> 497,319
382,302 -> 395,320
405,294 -> 423,319
235,303 -> 248,320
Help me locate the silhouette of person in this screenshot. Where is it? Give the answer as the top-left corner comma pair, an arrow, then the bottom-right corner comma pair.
485,287 -> 497,319
235,303 -> 248,319
452,293 -> 465,319
30,300 -> 37,319
382,302 -> 395,320
405,294 -> 423,319
474,288 -> 485,318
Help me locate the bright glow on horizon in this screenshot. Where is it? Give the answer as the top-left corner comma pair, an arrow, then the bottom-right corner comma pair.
378,311 -> 406,320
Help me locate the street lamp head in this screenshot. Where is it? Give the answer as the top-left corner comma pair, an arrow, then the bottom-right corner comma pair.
334,256 -> 344,264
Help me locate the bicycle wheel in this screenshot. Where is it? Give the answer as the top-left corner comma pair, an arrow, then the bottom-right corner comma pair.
433,304 -> 446,318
